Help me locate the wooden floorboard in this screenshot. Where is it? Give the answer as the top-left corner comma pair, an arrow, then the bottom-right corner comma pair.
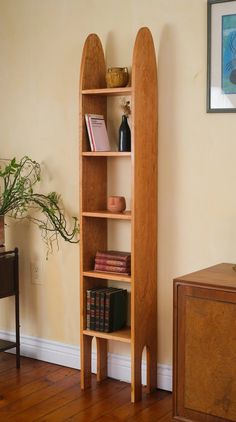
0,354 -> 172,421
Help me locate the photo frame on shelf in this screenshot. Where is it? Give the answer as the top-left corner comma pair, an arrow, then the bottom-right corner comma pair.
207,0 -> 236,112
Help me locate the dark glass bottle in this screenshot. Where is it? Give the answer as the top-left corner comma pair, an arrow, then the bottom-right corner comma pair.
118,115 -> 131,152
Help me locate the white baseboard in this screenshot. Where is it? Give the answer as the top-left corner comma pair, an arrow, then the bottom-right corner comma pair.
0,330 -> 172,391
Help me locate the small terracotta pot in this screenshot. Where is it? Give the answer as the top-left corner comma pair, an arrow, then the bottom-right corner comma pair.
107,196 -> 126,213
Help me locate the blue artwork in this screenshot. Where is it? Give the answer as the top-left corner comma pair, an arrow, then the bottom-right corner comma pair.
222,14 -> 236,94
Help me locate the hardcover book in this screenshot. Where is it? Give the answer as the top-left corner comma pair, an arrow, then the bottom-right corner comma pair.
86,287 -> 127,333
86,287 -> 104,330
94,263 -> 130,274
85,114 -> 111,151
104,289 -> 127,333
94,251 -> 131,275
95,250 -> 131,262
95,258 -> 129,268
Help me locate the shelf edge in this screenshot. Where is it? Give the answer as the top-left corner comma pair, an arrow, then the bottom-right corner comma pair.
83,328 -> 131,343
83,270 -> 131,282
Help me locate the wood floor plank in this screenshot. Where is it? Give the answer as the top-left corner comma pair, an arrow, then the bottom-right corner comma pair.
158,411 -> 173,422
94,389 -> 170,421
65,385 -> 131,422
0,366 -> 73,409
36,379 -> 128,422
0,368 -> 80,420
0,354 -> 173,422
125,395 -> 172,422
0,360 -> 62,397
0,356 -> 49,377
0,353 -> 20,373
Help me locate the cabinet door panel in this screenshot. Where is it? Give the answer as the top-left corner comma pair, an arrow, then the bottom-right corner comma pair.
175,285 -> 236,422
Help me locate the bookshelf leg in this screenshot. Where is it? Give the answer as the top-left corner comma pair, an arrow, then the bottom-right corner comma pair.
146,343 -> 157,393
81,334 -> 93,390
96,337 -> 107,382
131,348 -> 142,403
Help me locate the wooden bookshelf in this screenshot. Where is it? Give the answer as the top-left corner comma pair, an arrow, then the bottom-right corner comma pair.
79,27 -> 157,402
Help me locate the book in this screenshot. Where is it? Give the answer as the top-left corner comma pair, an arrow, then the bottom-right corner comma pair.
86,287 -> 127,333
95,289 -> 100,331
95,258 -> 129,268
104,289 -> 127,333
95,250 -> 131,262
85,114 -> 111,151
99,287 -> 119,332
86,287 -> 98,330
85,114 -> 94,151
99,290 -> 106,332
86,287 -> 104,330
95,287 -> 111,331
94,263 -> 130,275
86,289 -> 91,329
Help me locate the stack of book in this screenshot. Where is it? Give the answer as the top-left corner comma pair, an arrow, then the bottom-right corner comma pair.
94,250 -> 131,275
86,287 -> 127,333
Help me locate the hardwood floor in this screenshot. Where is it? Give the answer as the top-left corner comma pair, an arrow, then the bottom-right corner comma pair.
0,354 -> 172,421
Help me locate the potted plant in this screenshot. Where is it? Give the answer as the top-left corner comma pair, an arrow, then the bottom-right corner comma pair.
0,156 -> 79,256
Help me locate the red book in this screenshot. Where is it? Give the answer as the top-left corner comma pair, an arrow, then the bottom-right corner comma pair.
95,258 -> 130,268
94,263 -> 130,275
96,250 -> 131,262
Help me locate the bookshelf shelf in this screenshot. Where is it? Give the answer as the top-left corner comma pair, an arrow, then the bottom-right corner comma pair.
82,151 -> 131,157
82,210 -> 131,220
83,326 -> 131,343
83,270 -> 131,283
79,27 -> 157,402
82,87 -> 132,96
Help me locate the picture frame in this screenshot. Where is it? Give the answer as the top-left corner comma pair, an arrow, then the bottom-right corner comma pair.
207,0 -> 236,112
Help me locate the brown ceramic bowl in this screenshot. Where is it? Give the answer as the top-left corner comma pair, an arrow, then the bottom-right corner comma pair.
106,67 -> 129,88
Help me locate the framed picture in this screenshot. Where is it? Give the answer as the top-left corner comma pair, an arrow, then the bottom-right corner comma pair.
207,0 -> 236,112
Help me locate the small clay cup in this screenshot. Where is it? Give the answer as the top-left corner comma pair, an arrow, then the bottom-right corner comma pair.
107,196 -> 126,213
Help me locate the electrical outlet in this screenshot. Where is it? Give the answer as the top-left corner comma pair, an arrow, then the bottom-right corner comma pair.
30,261 -> 43,284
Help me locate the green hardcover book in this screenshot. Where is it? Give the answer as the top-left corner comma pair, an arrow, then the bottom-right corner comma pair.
104,289 -> 127,333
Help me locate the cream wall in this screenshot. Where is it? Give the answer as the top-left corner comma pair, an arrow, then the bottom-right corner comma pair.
0,0 -> 235,368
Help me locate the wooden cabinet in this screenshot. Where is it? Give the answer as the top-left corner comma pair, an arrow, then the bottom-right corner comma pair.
79,27 -> 157,402
173,263 -> 236,421
0,248 -> 20,368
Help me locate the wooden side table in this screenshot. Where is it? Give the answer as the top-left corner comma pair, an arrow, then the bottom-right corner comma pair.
173,263 -> 236,422
0,248 -> 20,368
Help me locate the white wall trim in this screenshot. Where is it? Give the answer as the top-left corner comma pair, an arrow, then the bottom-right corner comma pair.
0,330 -> 172,391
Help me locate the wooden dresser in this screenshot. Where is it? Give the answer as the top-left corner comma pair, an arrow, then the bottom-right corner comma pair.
173,263 -> 236,422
